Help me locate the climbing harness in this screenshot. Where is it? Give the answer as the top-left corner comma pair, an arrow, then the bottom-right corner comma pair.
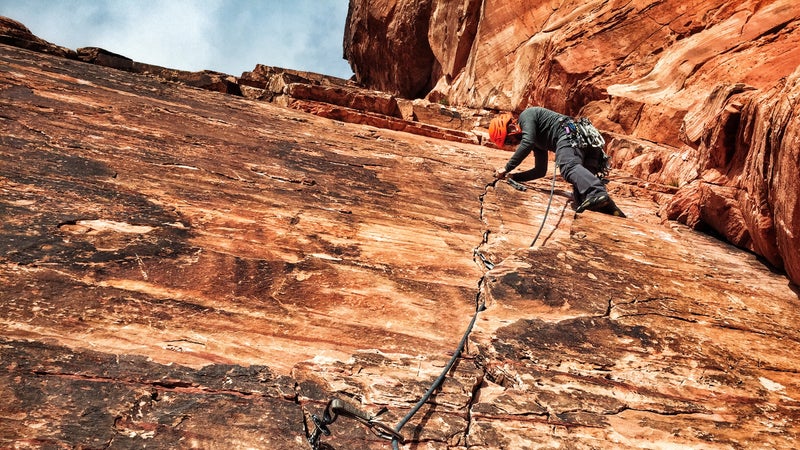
307,398 -> 404,449
560,116 -> 611,180
571,117 -> 605,149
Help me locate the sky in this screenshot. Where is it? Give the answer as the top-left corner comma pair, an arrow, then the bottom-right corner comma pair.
0,0 -> 354,79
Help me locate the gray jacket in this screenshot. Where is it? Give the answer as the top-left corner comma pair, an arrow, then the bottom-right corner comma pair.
504,106 -> 568,172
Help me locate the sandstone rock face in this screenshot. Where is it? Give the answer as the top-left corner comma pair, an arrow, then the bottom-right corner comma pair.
344,0 -> 437,98
344,0 -> 800,287
665,69 -> 800,283
2,25 -> 800,450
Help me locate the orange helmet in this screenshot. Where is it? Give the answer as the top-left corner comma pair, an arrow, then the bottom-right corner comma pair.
489,113 -> 513,147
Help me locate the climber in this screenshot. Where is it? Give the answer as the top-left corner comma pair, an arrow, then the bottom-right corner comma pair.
489,106 -> 624,217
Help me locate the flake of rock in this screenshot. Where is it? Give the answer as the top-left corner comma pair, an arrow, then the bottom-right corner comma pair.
75,46 -> 242,95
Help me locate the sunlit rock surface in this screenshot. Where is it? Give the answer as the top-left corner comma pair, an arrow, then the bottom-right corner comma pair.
344,0 -> 800,287
2,17 -> 800,450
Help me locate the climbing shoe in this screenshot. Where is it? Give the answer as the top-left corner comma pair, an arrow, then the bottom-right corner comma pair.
575,193 -> 611,213
604,200 -> 627,218
576,194 -> 627,217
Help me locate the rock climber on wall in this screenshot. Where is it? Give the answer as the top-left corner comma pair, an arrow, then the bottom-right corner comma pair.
489,106 -> 624,217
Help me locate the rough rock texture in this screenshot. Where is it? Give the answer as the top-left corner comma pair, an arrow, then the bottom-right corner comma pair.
343,0 -> 436,98
471,218 -> 800,449
344,0 -> 800,289
2,16 -> 800,450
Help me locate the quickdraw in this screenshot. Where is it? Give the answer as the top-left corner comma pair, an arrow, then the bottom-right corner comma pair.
560,116 -> 611,180
307,398 -> 404,449
506,178 -> 528,191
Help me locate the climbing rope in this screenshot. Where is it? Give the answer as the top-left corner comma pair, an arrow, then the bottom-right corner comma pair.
389,288 -> 486,449
306,170 -> 558,449
529,167 -> 559,248
307,398 -> 403,449
388,171 -> 558,447
305,289 -> 486,450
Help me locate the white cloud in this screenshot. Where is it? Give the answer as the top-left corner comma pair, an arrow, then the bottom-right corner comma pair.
0,0 -> 353,78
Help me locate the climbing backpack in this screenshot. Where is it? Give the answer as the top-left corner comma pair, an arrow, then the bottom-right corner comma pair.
572,117 -> 611,180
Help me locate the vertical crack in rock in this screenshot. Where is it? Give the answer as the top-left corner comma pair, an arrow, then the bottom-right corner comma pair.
603,296 -> 613,318
474,180 -> 500,269
462,349 -> 488,447
457,179 -> 501,447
